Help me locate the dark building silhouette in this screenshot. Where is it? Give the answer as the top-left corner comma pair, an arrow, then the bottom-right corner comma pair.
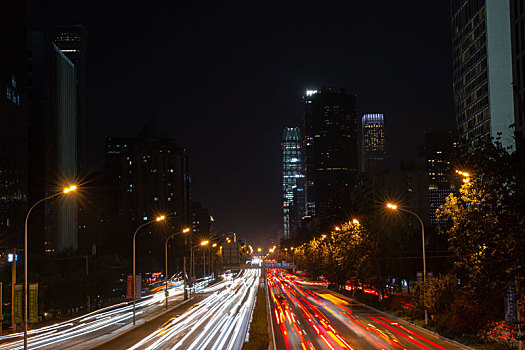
421,131 -> 459,224
281,127 -> 305,240
0,0 -> 28,246
451,0 -> 515,150
27,31 -> 78,253
303,88 -> 358,229
511,0 -> 525,144
191,201 -> 212,236
105,119 -> 191,261
49,25 -> 87,171
380,158 -> 430,227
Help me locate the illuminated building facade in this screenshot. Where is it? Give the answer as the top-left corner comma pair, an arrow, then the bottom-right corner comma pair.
451,0 -> 515,150
303,88 -> 358,229
361,114 -> 386,172
281,127 -> 305,240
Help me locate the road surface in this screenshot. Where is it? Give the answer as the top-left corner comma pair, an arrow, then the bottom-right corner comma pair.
268,269 -> 468,350
126,269 -> 261,350
0,277 -> 211,350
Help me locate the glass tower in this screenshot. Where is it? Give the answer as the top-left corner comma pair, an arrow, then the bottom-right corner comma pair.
281,127 -> 305,240
451,0 -> 515,150
361,114 -> 385,172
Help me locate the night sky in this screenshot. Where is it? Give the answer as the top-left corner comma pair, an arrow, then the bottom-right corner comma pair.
28,1 -> 455,248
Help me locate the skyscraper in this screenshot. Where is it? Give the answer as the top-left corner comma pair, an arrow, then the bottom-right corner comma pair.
451,0 -> 515,150
105,118 -> 191,259
510,0 -> 525,144
0,0 -> 28,246
422,131 -> 459,224
281,127 -> 305,240
50,25 -> 87,171
26,32 -> 78,252
361,114 -> 386,172
303,88 -> 358,229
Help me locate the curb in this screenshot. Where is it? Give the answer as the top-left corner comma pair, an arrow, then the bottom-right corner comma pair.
88,296 -> 196,349
336,293 -> 475,350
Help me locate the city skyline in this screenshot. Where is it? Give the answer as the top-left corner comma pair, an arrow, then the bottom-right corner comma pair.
21,1 -> 455,247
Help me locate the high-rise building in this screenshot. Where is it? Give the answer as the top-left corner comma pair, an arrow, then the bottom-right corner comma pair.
191,201 -> 212,236
422,131 -> 459,224
0,0 -> 28,246
451,0 -> 515,150
303,88 -> 358,229
281,127 -> 305,240
105,118 -> 191,259
26,32 -> 78,253
49,25 -> 87,171
510,0 -> 525,144
361,114 -> 386,172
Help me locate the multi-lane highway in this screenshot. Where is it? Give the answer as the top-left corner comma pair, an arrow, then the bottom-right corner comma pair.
268,269 -> 467,350
126,268 -> 260,350
0,277 -> 210,350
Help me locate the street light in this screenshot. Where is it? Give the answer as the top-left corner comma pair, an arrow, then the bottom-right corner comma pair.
164,227 -> 190,309
24,185 -> 77,350
352,219 -> 360,225
456,169 -> 471,183
132,215 -> 166,325
190,240 -> 210,293
386,202 -> 428,325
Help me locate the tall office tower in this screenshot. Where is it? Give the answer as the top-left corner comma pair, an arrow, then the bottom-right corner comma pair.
361,114 -> 386,172
510,0 -> 525,145
105,118 -> 191,259
422,131 -> 459,224
303,88 -> 358,229
0,0 -> 28,246
281,127 -> 305,240
27,33 -> 79,253
191,201 -> 212,236
50,26 -> 87,171
52,44 -> 78,251
451,0 -> 515,150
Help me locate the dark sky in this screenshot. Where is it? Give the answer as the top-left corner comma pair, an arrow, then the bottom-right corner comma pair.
29,1 -> 455,248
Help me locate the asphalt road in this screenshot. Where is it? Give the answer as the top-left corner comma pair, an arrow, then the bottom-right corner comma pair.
268,269 -> 468,350
0,278 -> 211,350
125,269 -> 261,350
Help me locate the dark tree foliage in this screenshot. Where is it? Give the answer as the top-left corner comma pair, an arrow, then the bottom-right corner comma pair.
437,141 -> 525,295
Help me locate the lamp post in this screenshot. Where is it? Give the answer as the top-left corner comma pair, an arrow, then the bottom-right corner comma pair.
132,215 -> 165,326
24,185 -> 77,350
387,203 -> 428,325
190,241 -> 209,292
164,227 -> 190,309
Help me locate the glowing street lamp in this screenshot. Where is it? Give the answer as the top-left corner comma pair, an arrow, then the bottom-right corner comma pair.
386,203 -> 427,325
335,226 -> 341,231
352,219 -> 360,225
165,227 -> 190,308
24,185 -> 77,349
132,214 -> 166,325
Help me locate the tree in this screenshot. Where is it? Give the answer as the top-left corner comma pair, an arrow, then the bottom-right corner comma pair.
436,141 -> 525,294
